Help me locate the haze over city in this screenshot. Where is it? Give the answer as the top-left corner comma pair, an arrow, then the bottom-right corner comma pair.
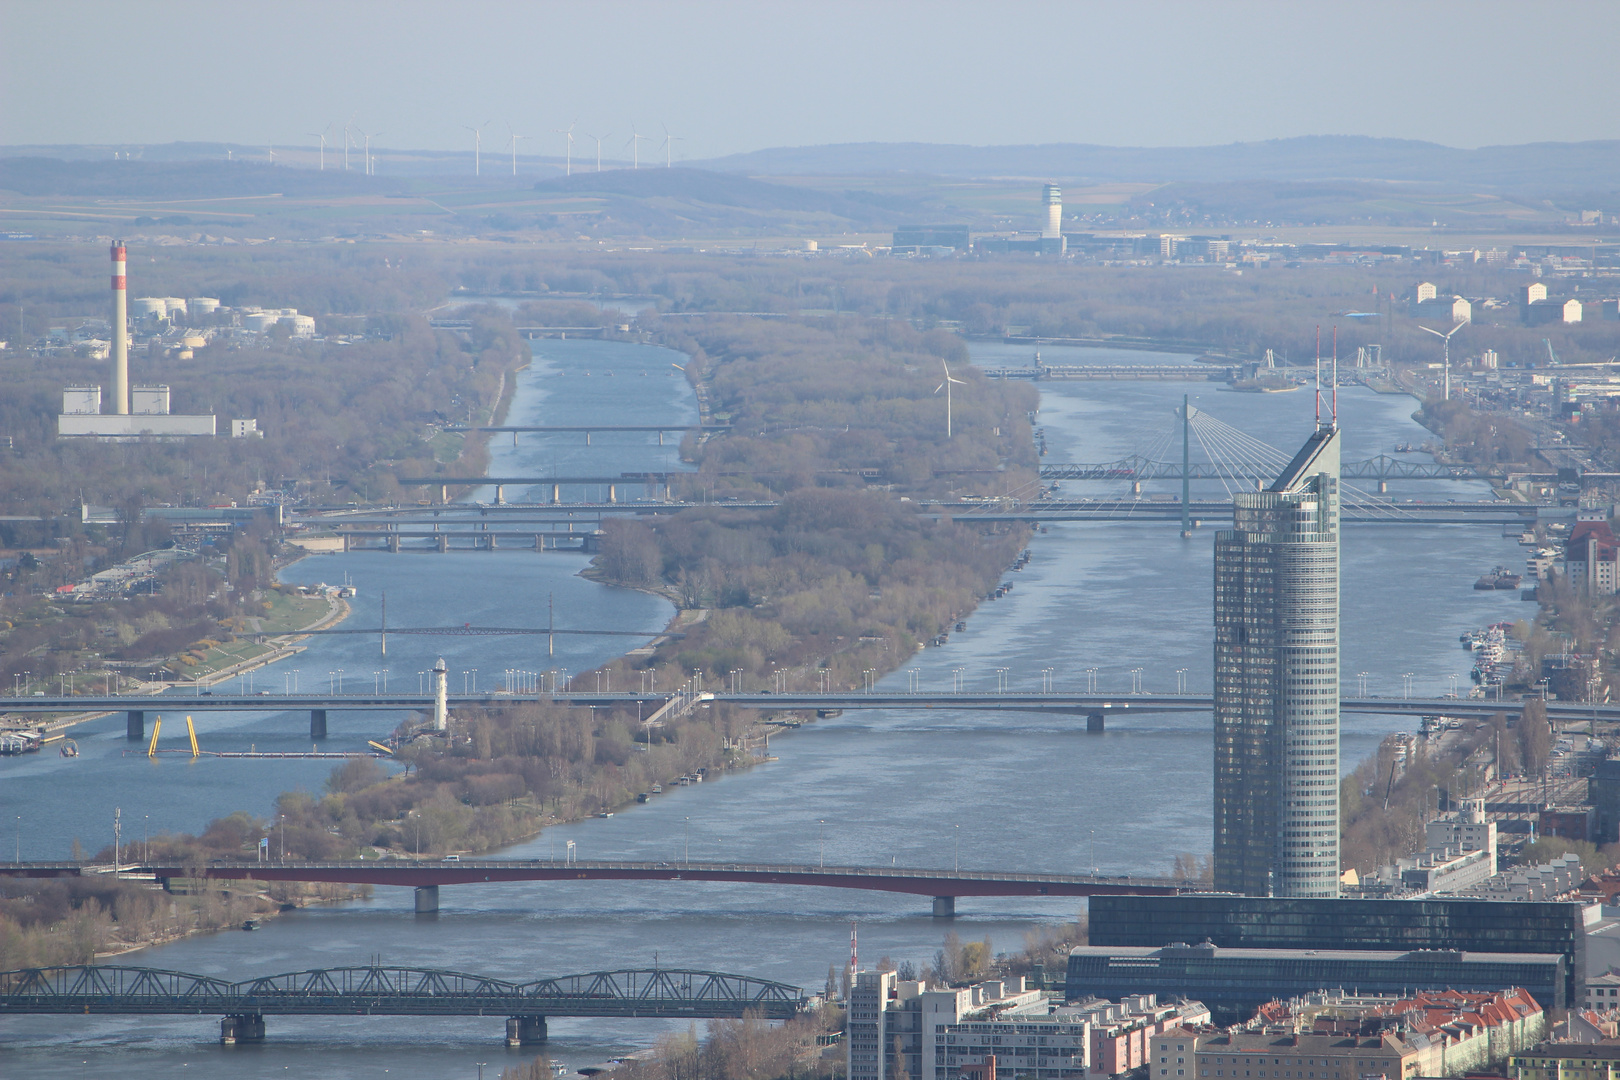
7,4 -> 1620,1080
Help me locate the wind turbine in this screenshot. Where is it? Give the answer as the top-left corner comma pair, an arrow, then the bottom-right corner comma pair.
342,123 -> 352,171
555,123 -> 575,177
354,128 -> 381,175
266,143 -> 276,165
583,131 -> 610,172
465,121 -> 491,177
659,123 -> 684,167
626,128 -> 650,170
1419,321 -> 1465,401
506,124 -> 526,177
934,360 -> 966,438
306,124 -> 332,170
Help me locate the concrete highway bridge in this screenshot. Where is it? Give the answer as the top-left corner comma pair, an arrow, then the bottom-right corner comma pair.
0,964 -> 805,1045
2,691 -> 1604,740
0,859 -> 1193,917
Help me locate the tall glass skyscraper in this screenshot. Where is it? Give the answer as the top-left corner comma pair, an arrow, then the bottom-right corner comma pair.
1212,423 -> 1341,898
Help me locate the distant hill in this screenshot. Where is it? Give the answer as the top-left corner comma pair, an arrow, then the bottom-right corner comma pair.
0,157 -> 400,198
530,168 -> 919,232
698,136 -> 1620,193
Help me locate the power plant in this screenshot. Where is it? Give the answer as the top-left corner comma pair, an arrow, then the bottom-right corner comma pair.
57,241 -> 218,439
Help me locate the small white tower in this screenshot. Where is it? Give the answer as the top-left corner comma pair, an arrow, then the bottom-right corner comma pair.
432,656 -> 449,731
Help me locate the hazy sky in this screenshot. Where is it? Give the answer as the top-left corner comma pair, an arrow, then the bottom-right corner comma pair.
5,0 -> 1619,160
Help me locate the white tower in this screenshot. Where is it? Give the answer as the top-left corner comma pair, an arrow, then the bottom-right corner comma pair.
432,656 -> 448,731
1041,184 -> 1062,240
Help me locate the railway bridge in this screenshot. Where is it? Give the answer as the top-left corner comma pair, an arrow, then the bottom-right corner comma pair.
0,964 -> 806,1045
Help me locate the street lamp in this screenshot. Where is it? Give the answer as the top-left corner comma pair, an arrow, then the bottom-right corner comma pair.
1086,667 -> 1099,693
954,824 -> 960,871
819,819 -> 826,869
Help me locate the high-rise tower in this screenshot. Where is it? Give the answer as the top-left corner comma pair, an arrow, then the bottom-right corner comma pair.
1212,422 -> 1341,898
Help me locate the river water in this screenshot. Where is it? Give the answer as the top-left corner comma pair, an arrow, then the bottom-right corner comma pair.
0,340 -> 1534,1078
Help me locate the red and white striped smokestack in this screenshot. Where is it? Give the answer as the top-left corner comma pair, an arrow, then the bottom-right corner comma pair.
110,241 -> 129,415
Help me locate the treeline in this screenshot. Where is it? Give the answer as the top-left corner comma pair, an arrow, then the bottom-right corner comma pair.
588,316 -> 1036,690
0,873 -> 358,970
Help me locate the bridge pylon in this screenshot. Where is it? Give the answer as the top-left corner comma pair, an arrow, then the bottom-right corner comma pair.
507,1015 -> 548,1046
221,1013 -> 265,1044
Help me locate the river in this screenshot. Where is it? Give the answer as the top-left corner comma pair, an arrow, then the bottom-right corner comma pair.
0,340 -> 1534,1078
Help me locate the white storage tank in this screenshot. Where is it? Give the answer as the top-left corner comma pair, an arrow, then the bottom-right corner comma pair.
243,312 -> 280,333
162,297 -> 187,318
187,297 -> 220,315
182,335 -> 207,349
131,297 -> 168,318
284,314 -> 317,337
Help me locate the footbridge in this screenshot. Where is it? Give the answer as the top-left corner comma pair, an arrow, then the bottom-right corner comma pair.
0,964 -> 806,1045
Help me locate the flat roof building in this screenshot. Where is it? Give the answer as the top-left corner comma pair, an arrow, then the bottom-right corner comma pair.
1067,943 -> 1565,1017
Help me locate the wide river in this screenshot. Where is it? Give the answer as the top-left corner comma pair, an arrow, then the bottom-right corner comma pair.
0,338 -> 1533,1077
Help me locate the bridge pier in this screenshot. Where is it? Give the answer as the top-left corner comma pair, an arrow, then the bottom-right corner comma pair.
1086,713 -> 1105,733
310,709 -> 328,740
1378,480 -> 1388,493
507,1015 -> 548,1046
415,884 -> 440,913
494,484 -> 505,505
220,1013 -> 265,1045
437,534 -> 449,553
126,710 -> 145,740
608,483 -> 617,503
387,533 -> 400,553
932,896 -> 956,918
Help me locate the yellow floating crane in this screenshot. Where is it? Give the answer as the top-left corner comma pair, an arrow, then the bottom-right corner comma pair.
186,715 -> 199,758
367,740 -> 394,756
146,717 -> 162,757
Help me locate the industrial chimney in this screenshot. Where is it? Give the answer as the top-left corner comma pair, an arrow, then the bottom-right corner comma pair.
110,241 -> 129,414
1041,184 -> 1062,240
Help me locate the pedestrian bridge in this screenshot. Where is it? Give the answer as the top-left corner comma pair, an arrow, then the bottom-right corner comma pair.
0,964 -> 807,1044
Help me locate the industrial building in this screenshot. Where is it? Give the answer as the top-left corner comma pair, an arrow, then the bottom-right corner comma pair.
1213,419 -> 1342,898
56,242 -> 219,439
1088,895 -> 1591,1007
1067,943 -> 1565,1017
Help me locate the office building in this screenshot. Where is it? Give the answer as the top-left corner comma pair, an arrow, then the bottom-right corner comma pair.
1088,895 -> 1591,1007
848,970 -> 1045,1080
1213,422 -> 1341,897
1067,943 -> 1565,1017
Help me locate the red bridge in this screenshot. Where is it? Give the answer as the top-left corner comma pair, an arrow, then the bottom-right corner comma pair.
0,859 -> 1194,916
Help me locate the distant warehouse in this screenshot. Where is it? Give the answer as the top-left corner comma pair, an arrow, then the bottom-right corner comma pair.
892,225 -> 971,253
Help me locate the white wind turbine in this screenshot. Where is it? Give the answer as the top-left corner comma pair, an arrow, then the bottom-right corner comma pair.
506,124 -> 526,177
555,123 -> 575,176
465,121 -> 491,177
583,131 -> 611,172
934,360 -> 966,438
354,128 -> 382,175
626,127 -> 650,169
1419,321 -> 1465,402
660,124 -> 684,167
306,124 -> 332,170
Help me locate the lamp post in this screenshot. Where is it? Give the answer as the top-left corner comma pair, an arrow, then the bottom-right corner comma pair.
819,819 -> 826,869
954,824 -> 960,871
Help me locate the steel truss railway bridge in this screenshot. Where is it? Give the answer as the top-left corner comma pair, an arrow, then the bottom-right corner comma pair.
0,964 -> 806,1045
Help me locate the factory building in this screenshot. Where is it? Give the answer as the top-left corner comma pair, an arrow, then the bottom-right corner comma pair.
56,242 -> 218,439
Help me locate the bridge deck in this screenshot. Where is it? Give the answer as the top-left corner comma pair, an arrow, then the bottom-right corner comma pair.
0,965 -> 806,1018
0,859 -> 1190,897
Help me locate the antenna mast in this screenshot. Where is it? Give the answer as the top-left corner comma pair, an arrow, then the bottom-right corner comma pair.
1331,326 -> 1338,427
1314,325 -> 1322,427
